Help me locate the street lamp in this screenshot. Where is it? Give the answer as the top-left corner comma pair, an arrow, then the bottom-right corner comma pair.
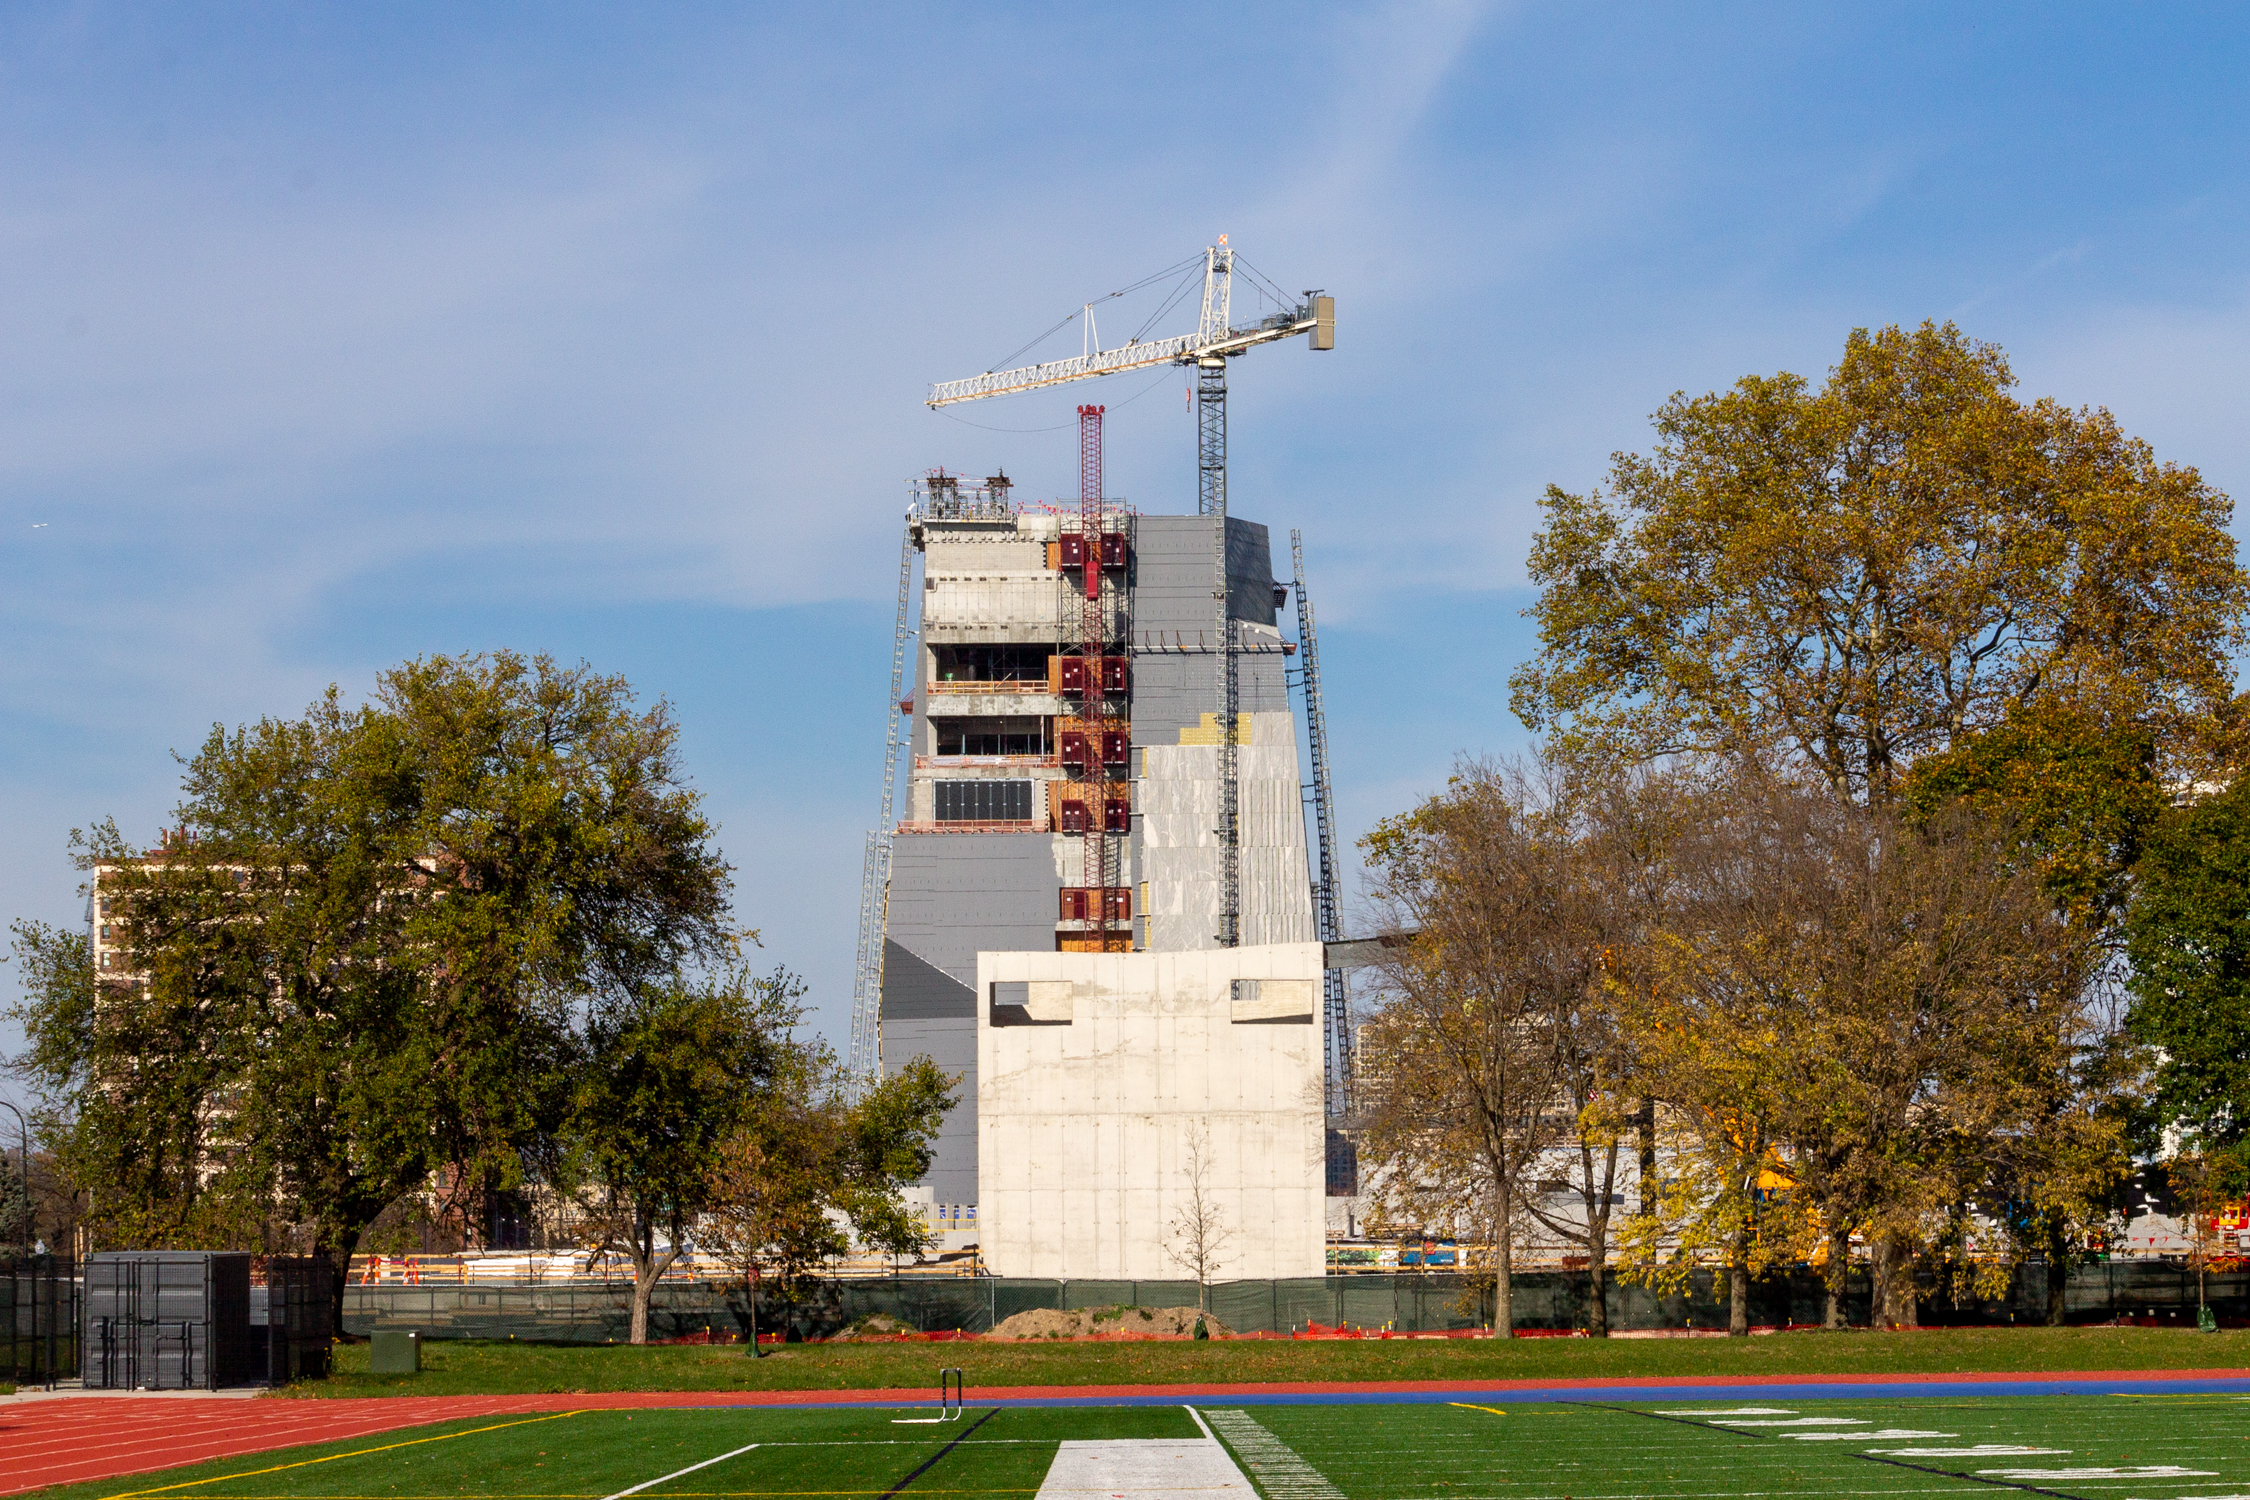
0,1099 -> 31,1252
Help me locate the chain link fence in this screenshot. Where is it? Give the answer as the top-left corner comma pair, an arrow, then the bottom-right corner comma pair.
340,1260 -> 2250,1343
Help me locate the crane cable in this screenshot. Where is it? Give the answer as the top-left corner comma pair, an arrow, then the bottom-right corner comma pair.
983,254 -> 1207,373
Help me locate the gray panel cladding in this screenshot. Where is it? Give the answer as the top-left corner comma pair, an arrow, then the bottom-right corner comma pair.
880,939 -> 974,1020
1130,516 -> 1279,640
1131,653 -> 1290,744
880,831 -> 1058,1205
880,1016 -> 976,1203
1130,515 -> 1289,745
882,833 -> 1062,996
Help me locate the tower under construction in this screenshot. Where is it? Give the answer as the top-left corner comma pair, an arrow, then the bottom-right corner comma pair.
850,245 -> 1343,1249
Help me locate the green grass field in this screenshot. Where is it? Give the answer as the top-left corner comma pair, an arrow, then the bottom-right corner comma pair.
292,1327 -> 2250,1397
34,1393 -> 2250,1500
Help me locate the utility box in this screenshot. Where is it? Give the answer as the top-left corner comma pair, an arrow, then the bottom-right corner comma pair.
369,1328 -> 421,1374
83,1252 -> 257,1390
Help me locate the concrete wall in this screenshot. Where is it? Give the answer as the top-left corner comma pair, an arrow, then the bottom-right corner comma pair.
977,943 -> 1327,1280
1139,711 -> 1316,951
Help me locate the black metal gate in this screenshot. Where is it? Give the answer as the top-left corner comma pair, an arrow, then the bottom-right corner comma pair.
1,1253 -> 76,1389
84,1251 -> 256,1390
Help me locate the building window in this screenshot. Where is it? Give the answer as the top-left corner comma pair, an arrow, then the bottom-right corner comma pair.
935,716 -> 1048,756
935,780 -> 1033,822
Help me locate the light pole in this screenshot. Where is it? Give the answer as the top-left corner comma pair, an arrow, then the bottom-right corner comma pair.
0,1099 -> 29,1252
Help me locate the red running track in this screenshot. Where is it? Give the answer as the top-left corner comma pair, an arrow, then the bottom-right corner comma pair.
13,1369 -> 2250,1498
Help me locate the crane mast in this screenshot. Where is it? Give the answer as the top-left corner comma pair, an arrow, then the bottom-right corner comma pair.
927,241 -> 1332,949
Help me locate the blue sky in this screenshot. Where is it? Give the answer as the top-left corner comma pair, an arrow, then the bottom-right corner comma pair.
6,3 -> 2249,1092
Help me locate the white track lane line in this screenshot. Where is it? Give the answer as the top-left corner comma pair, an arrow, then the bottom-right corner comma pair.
596,1442 -> 761,1500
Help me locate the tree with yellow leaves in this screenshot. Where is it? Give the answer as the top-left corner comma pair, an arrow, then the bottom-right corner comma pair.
1511,321 -> 2247,803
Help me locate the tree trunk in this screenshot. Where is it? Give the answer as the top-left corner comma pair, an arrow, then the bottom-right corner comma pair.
1822,1227 -> 1847,1329
1636,1098 -> 1657,1217
1585,1215 -> 1609,1338
1728,1221 -> 1750,1336
624,1217 -> 682,1346
322,1235 -> 357,1342
631,1261 -> 656,1344
1494,1171 -> 1514,1338
1869,1234 -> 1918,1329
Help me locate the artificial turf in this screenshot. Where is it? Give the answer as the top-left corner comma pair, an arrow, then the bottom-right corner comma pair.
286,1327 -> 2250,1398
29,1392 -> 2250,1500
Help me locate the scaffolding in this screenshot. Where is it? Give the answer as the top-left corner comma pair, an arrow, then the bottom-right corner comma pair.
1063,407 -> 1132,951
1292,530 -> 1350,1118
846,516 -> 919,1094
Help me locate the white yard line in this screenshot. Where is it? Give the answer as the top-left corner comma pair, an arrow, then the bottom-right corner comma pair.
1200,1411 -> 1345,1500
1184,1406 -> 1219,1441
596,1442 -> 761,1500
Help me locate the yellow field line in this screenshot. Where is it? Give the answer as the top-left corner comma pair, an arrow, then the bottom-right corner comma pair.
99,1412 -> 592,1500
1447,1402 -> 1506,1416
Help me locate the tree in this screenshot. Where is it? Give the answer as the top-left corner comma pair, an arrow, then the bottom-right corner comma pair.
1519,771 -> 1687,1337
0,1164 -> 31,1250
1904,699 -> 2166,939
1164,1122 -> 1232,1310
1511,322 -> 2247,804
700,1055 -> 955,1340
1619,775 -> 1825,1335
1624,772 -> 2102,1330
7,652 -> 737,1327
10,860 -> 268,1253
567,965 -> 797,1344
374,653 -> 736,1229
1359,762 -> 1587,1337
2126,777 -> 2250,1169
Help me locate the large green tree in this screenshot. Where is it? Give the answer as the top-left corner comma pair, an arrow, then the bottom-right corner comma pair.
2126,778 -> 2250,1172
1510,321 -> 2247,803
8,652 -> 736,1321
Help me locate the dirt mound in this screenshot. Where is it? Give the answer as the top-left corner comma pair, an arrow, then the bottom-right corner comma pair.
986,1304 -> 1232,1340
835,1313 -> 916,1339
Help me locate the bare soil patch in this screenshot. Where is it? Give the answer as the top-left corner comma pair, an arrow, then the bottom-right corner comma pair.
986,1304 -> 1233,1340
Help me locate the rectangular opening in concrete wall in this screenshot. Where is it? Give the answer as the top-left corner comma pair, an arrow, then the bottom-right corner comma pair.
990,979 -> 1073,1025
934,780 -> 1034,821
933,717 -> 1048,755
933,644 -> 1049,683
1231,978 -> 1317,1023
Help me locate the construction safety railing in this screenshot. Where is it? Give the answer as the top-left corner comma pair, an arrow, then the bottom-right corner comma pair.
924,680 -> 1054,695
913,754 -> 1060,771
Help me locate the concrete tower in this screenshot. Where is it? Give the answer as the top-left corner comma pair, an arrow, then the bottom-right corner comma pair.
877,475 -> 1316,1220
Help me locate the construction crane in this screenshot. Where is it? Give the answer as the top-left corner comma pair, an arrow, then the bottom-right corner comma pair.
929,241 -> 1333,945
